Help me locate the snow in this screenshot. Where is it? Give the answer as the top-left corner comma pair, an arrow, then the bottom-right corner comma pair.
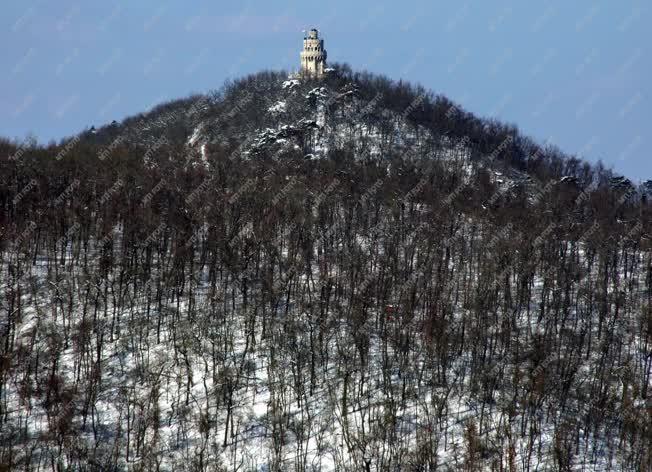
306,87 -> 329,101
268,100 -> 286,113
282,79 -> 300,90
187,123 -> 204,146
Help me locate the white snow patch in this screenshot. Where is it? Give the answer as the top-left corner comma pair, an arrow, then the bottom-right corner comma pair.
282,79 -> 300,90
268,100 -> 286,113
188,123 -> 204,146
200,143 -> 207,161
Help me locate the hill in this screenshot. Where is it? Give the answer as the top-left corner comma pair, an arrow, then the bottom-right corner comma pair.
0,66 -> 651,471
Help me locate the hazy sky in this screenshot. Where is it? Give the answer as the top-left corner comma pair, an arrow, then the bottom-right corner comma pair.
1,1 -> 649,179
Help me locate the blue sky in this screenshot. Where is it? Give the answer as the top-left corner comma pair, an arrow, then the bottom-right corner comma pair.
1,1 -> 649,179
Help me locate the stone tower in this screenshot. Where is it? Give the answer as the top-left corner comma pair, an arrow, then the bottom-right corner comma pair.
300,28 -> 327,77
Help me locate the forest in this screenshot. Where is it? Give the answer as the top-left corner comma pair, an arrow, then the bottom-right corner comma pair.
0,65 -> 651,470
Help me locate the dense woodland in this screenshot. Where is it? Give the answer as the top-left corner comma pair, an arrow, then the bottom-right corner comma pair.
0,66 -> 651,470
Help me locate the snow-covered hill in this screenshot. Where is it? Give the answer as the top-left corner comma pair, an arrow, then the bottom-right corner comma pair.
1,67 -> 650,471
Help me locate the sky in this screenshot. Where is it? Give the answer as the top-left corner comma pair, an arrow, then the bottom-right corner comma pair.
1,0 -> 649,180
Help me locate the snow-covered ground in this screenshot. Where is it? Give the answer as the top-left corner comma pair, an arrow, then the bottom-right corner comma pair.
2,219 -> 647,470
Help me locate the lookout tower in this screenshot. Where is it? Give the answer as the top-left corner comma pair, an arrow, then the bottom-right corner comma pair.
300,28 -> 327,77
